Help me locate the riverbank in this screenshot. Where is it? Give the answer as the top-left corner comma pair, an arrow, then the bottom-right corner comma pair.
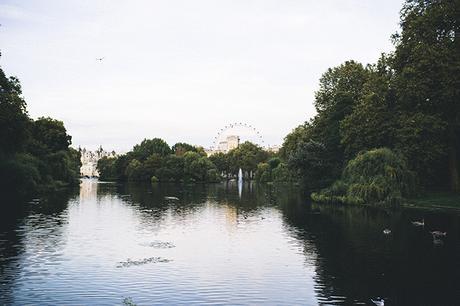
404,192 -> 460,210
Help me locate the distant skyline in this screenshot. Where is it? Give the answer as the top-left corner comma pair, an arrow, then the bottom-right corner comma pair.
0,0 -> 403,151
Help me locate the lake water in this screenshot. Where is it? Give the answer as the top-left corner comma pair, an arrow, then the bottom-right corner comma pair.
1,179 -> 459,305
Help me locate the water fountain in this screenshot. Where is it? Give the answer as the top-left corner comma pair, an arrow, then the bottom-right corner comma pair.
238,168 -> 243,198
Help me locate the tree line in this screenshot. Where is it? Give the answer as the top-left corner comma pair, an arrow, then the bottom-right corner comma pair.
0,60 -> 81,199
2,0 -> 457,205
97,139 -> 284,183
280,0 -> 459,204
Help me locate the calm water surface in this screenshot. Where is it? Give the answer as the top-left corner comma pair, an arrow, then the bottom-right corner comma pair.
1,179 -> 459,305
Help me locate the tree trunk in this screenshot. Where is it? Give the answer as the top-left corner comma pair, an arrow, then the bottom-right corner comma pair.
448,125 -> 459,193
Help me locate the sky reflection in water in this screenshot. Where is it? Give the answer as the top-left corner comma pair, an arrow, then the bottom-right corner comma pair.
0,179 -> 459,305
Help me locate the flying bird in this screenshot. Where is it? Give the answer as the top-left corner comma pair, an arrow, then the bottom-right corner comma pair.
96,57 -> 105,62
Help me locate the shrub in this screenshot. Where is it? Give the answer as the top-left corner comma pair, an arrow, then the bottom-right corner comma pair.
313,148 -> 415,205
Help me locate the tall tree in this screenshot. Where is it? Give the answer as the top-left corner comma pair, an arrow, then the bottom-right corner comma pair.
282,61 -> 370,186
0,67 -> 30,156
132,138 -> 171,161
392,0 -> 460,191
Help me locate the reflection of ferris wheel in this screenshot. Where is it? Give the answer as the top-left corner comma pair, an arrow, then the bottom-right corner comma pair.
210,122 -> 265,151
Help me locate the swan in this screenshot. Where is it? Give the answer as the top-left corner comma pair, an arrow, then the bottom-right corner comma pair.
430,231 -> 447,237
411,218 -> 424,226
371,298 -> 384,306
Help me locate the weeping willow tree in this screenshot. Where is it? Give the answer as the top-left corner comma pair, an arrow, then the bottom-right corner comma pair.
312,148 -> 415,205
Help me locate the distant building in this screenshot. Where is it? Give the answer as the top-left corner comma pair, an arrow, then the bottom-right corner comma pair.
80,146 -> 116,177
206,134 -> 281,156
208,135 -> 240,156
226,135 -> 240,151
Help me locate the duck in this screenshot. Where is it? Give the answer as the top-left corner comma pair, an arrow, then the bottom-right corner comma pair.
430,231 -> 447,238
411,218 -> 424,227
371,298 -> 384,306
383,229 -> 391,235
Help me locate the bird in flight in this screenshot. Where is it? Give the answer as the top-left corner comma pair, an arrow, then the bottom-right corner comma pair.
96,57 -> 104,62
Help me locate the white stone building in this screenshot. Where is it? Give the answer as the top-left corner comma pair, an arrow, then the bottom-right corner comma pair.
208,135 -> 240,156
80,146 -> 116,177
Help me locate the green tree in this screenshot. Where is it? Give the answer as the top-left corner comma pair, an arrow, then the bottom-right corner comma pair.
172,142 -> 197,156
392,0 -> 460,191
312,61 -> 371,180
97,156 -> 116,180
340,55 -> 398,160
0,66 -> 30,157
143,153 -> 163,178
280,124 -> 310,160
165,154 -> 185,181
288,140 -> 334,190
0,62 -> 80,197
227,141 -> 268,178
283,61 -> 371,187
255,162 -> 271,182
132,138 -> 171,161
209,152 -> 230,177
28,117 -> 72,156
125,159 -> 143,181
272,163 -> 293,182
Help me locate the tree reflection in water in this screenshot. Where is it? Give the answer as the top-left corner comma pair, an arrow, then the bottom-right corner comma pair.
0,180 -> 459,305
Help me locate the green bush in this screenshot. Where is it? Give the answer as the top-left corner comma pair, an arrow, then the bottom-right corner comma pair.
313,148 -> 415,205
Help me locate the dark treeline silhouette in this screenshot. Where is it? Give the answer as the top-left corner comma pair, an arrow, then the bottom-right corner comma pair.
280,0 -> 459,204
0,61 -> 81,199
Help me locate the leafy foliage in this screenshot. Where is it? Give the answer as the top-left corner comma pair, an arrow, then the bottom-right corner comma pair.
0,63 -> 81,198
312,148 -> 415,205
98,139 -> 222,183
282,0 -> 460,195
287,140 -> 334,190
132,138 -> 171,161
226,141 -> 269,178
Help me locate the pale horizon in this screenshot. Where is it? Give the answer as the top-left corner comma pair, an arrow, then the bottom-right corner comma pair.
0,0 -> 403,152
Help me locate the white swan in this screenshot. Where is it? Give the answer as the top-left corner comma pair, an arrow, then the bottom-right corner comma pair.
371,298 -> 384,306
411,218 -> 424,226
430,231 -> 447,237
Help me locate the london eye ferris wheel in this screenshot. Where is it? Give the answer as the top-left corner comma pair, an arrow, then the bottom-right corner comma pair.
210,122 -> 266,152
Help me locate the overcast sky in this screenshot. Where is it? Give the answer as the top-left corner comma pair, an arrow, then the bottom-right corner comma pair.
0,0 -> 403,152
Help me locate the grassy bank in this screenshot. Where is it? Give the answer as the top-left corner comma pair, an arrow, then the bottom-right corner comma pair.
404,192 -> 460,210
